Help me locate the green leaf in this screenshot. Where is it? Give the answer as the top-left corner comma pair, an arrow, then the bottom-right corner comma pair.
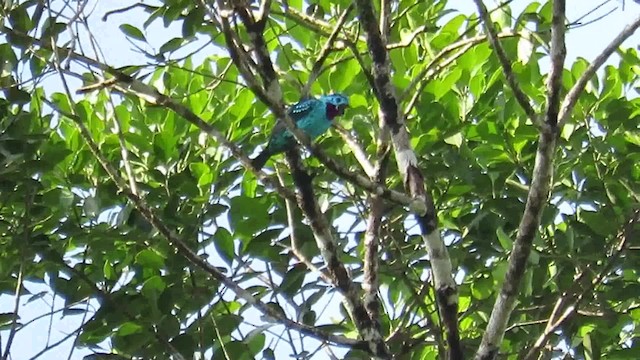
117,322 -> 144,336
159,37 -> 185,55
279,264 -> 306,297
330,59 -> 360,92
141,276 -> 166,299
214,227 -> 236,265
349,94 -> 368,109
496,227 -> 512,251
5,87 -> 30,105
9,5 -> 33,32
119,24 -> 146,42
471,276 -> 493,300
0,313 -> 17,327
229,89 -> 254,120
41,20 -> 66,39
135,249 -> 166,270
444,132 -> 463,148
103,261 -> 116,280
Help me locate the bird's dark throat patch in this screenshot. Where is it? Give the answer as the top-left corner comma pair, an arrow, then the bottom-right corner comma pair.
326,104 -> 347,120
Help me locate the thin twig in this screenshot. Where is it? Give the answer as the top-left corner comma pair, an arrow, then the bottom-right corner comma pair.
301,4 -> 354,97
333,124 -> 375,177
558,13 -> 640,127
109,96 -> 138,195
101,3 -> 156,21
522,209 -> 638,360
2,263 -> 24,360
28,321 -> 85,360
473,0 -> 541,127
401,30 -> 520,105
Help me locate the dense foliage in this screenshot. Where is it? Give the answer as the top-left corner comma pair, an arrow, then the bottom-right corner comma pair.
0,0 -> 639,359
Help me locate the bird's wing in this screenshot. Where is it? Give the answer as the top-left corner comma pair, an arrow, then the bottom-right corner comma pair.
287,98 -> 317,122
264,99 -> 321,152
270,99 -> 318,134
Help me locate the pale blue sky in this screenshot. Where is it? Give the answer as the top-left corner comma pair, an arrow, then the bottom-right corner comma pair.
2,1 -> 639,359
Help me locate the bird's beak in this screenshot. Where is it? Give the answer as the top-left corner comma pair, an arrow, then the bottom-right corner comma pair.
337,104 -> 348,115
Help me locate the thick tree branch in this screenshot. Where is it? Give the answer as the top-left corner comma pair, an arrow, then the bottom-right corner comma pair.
284,149 -> 391,359
475,2 -> 566,358
543,0 -> 566,127
354,0 -> 461,359
473,0 -> 541,127
362,142 -> 390,334
558,13 -> 640,127
474,132 -> 557,360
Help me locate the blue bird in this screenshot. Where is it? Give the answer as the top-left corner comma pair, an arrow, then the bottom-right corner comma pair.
251,94 -> 349,170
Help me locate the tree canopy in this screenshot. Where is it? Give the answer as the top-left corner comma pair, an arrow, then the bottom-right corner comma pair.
0,0 -> 639,359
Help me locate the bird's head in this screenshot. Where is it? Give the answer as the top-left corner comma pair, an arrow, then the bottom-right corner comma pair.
321,93 -> 349,120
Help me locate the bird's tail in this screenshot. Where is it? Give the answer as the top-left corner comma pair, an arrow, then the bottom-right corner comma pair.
251,149 -> 271,171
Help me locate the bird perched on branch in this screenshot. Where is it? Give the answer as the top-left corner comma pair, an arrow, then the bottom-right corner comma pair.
251,94 -> 349,170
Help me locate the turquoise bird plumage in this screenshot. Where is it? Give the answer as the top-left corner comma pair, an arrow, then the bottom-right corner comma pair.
251,94 -> 349,170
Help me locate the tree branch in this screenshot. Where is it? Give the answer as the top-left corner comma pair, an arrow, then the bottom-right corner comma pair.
354,0 -> 461,359
543,0 -> 567,127
362,195 -> 384,323
362,151 -> 389,337
558,13 -> 640,127
473,0 -> 541,127
475,2 -> 566,358
523,208 -> 638,360
402,31 -> 520,114
284,149 -> 391,359
301,4 -> 354,97
333,124 -> 376,177
2,264 -> 24,360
